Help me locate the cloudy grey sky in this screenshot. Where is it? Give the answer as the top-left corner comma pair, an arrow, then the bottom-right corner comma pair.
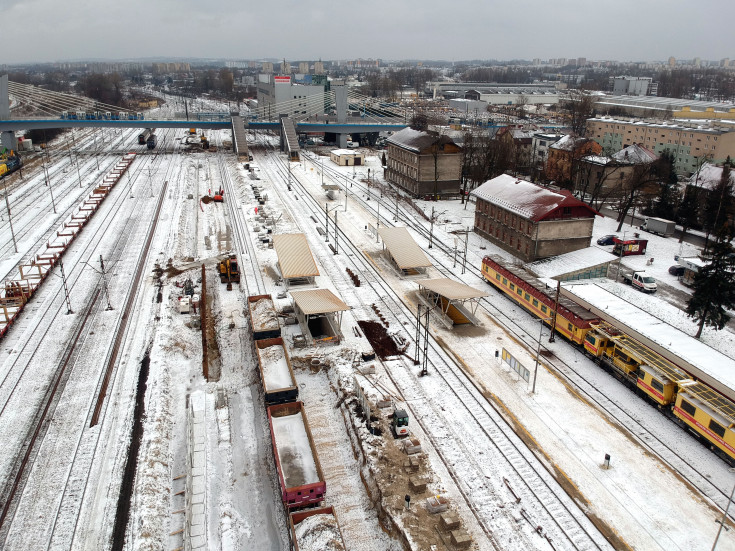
2,0 -> 732,64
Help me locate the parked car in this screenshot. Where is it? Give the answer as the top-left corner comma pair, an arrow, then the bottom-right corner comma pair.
668,265 -> 685,276
597,234 -> 618,246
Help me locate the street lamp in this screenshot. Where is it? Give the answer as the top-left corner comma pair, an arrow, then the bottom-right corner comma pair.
532,317 -> 553,394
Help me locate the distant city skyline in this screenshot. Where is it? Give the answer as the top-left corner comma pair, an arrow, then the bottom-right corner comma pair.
1,0 -> 732,65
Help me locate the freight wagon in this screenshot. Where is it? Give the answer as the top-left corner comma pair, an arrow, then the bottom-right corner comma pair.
248,294 -> 281,339
268,401 -> 326,509
256,337 -> 298,405
289,507 -> 346,551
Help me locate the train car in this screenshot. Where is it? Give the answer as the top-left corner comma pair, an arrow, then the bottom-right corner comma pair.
267,401 -> 326,509
289,507 -> 346,551
255,337 -> 298,405
0,151 -> 22,179
146,134 -> 157,149
138,129 -> 152,145
480,255 -> 735,464
248,295 -> 281,340
480,255 -> 599,345
674,384 -> 735,462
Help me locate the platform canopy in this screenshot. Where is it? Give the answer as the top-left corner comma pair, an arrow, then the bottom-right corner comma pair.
272,233 -> 319,279
417,278 -> 488,300
290,288 -> 350,315
378,226 -> 432,270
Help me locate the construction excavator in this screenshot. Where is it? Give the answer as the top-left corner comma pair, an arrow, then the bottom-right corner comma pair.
218,254 -> 240,290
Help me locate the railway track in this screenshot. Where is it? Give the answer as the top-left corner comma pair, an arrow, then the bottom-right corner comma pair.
0,130 -> 180,549
253,142 -> 610,550
0,128 -> 140,278
305,149 -> 735,517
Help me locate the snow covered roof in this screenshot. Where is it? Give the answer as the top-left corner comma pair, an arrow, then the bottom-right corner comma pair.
330,149 -> 361,156
688,163 -> 735,191
470,174 -> 598,222
525,247 -> 618,279
273,233 -> 319,279
417,278 -> 488,300
386,127 -> 457,153
582,155 -> 612,166
378,226 -> 433,269
548,134 -> 584,151
561,282 -> 735,402
290,288 -> 350,315
611,143 -> 658,164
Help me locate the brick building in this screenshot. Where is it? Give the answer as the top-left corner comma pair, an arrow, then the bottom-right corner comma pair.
472,174 -> 598,262
545,135 -> 602,185
385,128 -> 462,198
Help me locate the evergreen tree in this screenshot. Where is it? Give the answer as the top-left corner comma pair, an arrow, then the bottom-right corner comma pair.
686,232 -> 735,338
381,152 -> 387,167
651,150 -> 680,218
702,159 -> 733,248
676,185 -> 702,242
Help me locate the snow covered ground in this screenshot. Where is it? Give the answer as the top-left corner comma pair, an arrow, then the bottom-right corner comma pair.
0,122 -> 734,551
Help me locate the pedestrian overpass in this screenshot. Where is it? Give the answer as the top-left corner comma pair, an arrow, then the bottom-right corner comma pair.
0,75 -> 410,154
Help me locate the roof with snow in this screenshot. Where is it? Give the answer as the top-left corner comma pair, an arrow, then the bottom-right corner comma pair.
386,127 -> 458,153
470,174 -> 598,222
378,226 -> 433,269
416,278 -> 488,300
611,143 -> 658,164
272,233 -> 319,279
688,163 -> 735,191
525,247 -> 618,279
330,149 -> 361,156
290,288 -> 349,315
549,134 -> 584,151
561,281 -> 735,403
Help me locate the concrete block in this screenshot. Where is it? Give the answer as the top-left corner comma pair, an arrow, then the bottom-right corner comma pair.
193,451 -> 206,469
192,478 -> 205,496
190,522 -> 205,537
409,476 -> 427,493
440,512 -> 461,530
192,503 -> 205,517
404,437 -> 422,455
192,492 -> 205,504
451,529 -> 472,548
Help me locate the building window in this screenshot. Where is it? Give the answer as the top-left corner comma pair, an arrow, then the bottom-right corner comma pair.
532,299 -> 538,307
524,293 -> 530,301
509,283 -> 515,291
516,288 -> 523,296
541,305 -> 548,313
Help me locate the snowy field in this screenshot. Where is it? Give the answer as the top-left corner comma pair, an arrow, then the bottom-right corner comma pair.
0,118 -> 733,551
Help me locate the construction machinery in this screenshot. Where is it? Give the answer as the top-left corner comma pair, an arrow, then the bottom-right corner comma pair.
391,405 -> 409,438
218,254 -> 240,290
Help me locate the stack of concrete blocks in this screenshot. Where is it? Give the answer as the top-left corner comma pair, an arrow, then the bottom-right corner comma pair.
185,391 -> 207,550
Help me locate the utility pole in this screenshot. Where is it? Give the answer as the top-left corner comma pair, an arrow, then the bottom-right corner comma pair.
462,226 -> 469,274
376,198 -> 380,243
711,469 -> 735,551
100,255 -> 113,310
43,162 -> 56,213
59,257 -> 73,314
325,202 -> 329,242
333,210 -> 338,254
429,206 -> 435,248
3,175 -> 18,253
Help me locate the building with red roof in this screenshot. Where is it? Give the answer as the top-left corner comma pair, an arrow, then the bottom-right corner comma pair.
471,174 -> 599,261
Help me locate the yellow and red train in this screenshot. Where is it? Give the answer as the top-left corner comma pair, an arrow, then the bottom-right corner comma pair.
481,255 -> 735,463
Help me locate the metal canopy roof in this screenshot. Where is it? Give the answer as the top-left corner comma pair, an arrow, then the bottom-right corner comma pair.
290,288 -> 350,315
378,227 -> 432,269
418,278 -> 488,300
272,233 -> 319,279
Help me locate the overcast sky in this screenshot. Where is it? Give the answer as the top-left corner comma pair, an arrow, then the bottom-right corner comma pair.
2,0 -> 733,65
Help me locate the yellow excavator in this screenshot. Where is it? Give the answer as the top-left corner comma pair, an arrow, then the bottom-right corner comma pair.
218,254 -> 240,290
